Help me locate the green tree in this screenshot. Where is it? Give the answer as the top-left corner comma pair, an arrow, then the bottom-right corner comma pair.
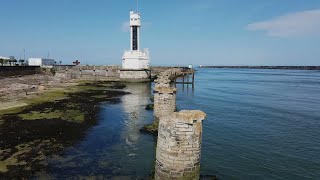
13,59 -> 17,66
8,56 -> 15,66
0,58 -> 4,66
4,59 -> 9,66
18,59 -> 25,66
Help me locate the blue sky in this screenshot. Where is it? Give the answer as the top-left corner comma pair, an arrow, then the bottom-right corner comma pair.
1,0 -> 320,66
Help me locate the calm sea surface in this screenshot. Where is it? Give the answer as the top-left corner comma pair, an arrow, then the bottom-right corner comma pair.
41,69 -> 320,179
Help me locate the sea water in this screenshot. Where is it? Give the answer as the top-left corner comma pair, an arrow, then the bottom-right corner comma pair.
43,68 -> 320,179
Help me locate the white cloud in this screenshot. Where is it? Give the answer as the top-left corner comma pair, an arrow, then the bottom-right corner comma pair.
121,21 -> 130,32
246,9 -> 320,38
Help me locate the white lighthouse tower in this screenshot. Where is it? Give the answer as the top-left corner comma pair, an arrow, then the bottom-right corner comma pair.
122,10 -> 150,69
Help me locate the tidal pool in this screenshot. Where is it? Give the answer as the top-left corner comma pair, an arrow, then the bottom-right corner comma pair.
34,83 -> 156,179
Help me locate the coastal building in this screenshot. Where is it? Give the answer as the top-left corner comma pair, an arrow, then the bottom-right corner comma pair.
0,56 -> 10,60
122,11 -> 150,70
0,56 -> 10,66
28,58 -> 55,67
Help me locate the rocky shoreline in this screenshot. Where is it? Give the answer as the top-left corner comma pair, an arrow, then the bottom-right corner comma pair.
0,81 -> 128,178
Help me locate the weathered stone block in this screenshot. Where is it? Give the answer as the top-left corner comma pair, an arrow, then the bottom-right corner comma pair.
155,110 -> 206,180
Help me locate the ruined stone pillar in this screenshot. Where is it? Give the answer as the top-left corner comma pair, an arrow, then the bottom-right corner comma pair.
153,86 -> 177,120
155,110 -> 206,180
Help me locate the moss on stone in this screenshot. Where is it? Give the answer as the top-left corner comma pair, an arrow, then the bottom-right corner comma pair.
62,110 -> 85,123
140,117 -> 159,135
23,89 -> 68,105
19,111 -> 63,120
181,165 -> 201,180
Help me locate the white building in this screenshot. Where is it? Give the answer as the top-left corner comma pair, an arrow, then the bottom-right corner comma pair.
28,58 -> 55,67
122,11 -> 150,69
0,56 -> 10,60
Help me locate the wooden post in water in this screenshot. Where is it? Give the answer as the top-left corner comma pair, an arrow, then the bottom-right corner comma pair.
187,73 -> 189,89
182,73 -> 185,84
192,70 -> 195,90
192,71 -> 195,84
187,73 -> 189,84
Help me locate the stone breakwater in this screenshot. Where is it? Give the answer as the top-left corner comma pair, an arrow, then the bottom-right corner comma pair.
200,66 -> 320,70
154,68 -> 183,87
153,68 -> 184,119
54,66 -> 151,82
152,68 -> 207,180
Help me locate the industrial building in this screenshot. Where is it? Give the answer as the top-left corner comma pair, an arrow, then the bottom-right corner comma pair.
28,58 -> 55,67
0,56 -> 10,60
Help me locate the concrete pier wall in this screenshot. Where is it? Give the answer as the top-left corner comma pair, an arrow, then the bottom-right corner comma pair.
54,67 -> 151,82
155,110 -> 206,180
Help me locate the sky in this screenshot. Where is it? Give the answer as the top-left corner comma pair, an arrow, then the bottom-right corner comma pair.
1,0 -> 320,66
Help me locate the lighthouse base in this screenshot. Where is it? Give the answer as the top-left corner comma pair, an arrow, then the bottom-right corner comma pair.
122,50 -> 150,70
119,69 -> 151,82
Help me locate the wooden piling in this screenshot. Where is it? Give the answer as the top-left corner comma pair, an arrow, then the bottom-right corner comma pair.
182,73 -> 185,84
192,71 -> 195,84
187,73 -> 189,84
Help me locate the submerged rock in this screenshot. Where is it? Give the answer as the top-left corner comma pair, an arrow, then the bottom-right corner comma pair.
145,104 -> 154,110
139,118 -> 159,136
200,175 -> 219,180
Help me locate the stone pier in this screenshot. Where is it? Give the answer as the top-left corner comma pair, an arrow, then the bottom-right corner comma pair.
153,68 -> 182,119
155,110 -> 206,180
146,68 -> 207,179
153,86 -> 177,120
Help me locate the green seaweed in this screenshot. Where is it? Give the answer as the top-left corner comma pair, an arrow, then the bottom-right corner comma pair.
140,117 -> 159,135
0,81 -> 128,178
18,110 -> 85,123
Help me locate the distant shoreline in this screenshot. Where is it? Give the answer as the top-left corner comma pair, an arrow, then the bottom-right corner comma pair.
199,66 -> 320,70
